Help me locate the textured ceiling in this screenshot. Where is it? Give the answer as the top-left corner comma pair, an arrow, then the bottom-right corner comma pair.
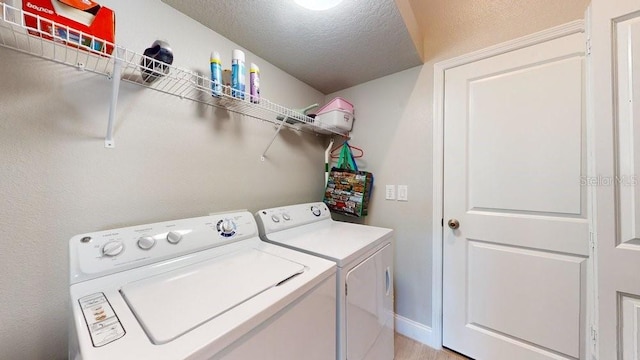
161,0 -> 422,94
162,0 -> 590,95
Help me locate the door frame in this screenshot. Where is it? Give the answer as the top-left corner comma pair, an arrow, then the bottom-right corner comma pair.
430,19 -> 594,356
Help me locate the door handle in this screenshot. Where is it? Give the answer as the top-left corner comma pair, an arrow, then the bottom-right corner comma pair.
448,219 -> 460,230
385,267 -> 391,296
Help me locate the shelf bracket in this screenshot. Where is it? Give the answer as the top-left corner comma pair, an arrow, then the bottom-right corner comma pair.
324,137 -> 335,185
260,115 -> 289,161
105,47 -> 124,148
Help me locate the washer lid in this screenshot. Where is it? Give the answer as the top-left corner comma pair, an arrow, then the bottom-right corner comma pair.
120,248 -> 305,345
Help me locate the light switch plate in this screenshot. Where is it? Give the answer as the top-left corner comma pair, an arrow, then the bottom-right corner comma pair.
385,185 -> 396,200
398,185 -> 408,201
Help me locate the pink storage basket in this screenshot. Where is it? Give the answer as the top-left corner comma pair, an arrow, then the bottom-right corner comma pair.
315,97 -> 354,115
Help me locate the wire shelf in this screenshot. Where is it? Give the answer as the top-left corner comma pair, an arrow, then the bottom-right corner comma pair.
0,2 -> 349,151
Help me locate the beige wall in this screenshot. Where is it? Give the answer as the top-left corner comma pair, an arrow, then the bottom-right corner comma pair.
0,1 -> 327,359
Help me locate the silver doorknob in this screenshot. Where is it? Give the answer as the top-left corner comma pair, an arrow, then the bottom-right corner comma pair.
448,219 -> 460,230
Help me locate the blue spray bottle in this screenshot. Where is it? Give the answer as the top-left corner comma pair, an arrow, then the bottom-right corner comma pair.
231,49 -> 245,99
210,51 -> 222,97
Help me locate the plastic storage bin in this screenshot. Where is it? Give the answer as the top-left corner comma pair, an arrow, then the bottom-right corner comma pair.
316,110 -> 354,132
314,97 -> 355,132
315,97 -> 354,114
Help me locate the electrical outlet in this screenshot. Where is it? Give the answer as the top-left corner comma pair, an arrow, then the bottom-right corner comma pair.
398,185 -> 408,201
385,185 -> 396,200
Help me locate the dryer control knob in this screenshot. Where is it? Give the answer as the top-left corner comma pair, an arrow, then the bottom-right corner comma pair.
166,231 -> 183,244
311,205 -> 322,217
137,236 -> 156,250
102,241 -> 124,257
282,213 -> 291,221
271,215 -> 281,223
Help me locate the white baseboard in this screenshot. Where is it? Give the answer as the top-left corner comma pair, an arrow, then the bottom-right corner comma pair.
394,314 -> 439,349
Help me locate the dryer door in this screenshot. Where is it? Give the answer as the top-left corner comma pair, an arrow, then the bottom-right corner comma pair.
345,243 -> 394,360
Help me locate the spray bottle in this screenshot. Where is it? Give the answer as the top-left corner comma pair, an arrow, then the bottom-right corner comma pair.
231,49 -> 245,99
210,51 -> 222,97
222,69 -> 232,95
250,63 -> 260,104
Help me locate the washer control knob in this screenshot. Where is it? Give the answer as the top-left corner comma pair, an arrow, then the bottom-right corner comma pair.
222,219 -> 235,233
102,241 -> 124,257
271,215 -> 281,223
282,213 -> 291,221
137,236 -> 156,250
311,205 -> 322,217
166,231 -> 182,244
217,219 -> 236,237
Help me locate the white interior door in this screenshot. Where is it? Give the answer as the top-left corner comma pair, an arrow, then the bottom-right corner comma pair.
443,32 -> 589,359
591,0 -> 640,359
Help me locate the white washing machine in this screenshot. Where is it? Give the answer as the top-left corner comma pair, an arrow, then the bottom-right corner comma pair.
68,210 -> 337,360
255,202 -> 394,360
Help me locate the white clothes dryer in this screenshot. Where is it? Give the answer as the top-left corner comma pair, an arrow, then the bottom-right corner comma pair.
256,202 -> 394,360
68,210 -> 337,360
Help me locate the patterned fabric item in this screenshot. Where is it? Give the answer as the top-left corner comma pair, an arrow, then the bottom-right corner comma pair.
323,142 -> 374,217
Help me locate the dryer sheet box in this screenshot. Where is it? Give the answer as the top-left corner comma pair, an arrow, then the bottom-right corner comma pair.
23,0 -> 115,54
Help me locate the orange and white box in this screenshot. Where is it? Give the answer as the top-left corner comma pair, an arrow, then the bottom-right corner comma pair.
23,0 -> 115,54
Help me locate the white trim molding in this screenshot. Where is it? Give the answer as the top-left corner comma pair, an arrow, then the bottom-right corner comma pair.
395,314 -> 436,348
430,19 -> 585,351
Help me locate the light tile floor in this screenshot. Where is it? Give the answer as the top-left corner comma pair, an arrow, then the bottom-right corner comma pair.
395,333 -> 471,360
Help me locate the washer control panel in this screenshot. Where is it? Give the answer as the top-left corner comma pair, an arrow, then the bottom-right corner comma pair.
256,202 -> 331,235
70,212 -> 258,283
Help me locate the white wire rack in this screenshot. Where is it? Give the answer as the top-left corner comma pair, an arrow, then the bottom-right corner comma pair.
0,2 -> 349,156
